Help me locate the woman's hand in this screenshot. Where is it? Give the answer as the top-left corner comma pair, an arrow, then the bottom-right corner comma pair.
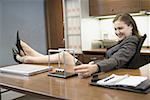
74,64 -> 99,78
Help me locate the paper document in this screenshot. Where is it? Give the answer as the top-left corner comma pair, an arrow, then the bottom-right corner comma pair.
97,74 -> 147,87
115,76 -> 147,87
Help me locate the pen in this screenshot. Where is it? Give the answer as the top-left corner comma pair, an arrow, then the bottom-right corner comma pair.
104,76 -> 115,82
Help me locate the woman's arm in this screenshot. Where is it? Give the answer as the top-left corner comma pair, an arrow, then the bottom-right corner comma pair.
96,36 -> 139,72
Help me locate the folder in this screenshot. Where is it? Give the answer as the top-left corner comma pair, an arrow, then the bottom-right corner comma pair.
90,74 -> 150,94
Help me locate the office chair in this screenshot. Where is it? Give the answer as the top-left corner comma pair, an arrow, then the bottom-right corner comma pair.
126,34 -> 149,69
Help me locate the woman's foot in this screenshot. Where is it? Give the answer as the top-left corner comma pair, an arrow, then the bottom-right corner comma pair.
15,54 -> 39,64
12,48 -> 22,64
13,40 -> 44,63
16,31 -> 26,55
14,32 -> 44,63
13,50 -> 47,64
19,40 -> 44,57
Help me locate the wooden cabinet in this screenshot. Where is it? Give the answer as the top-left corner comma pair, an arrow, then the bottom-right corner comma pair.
89,0 -> 148,16
45,0 -> 89,52
82,49 -> 106,63
45,0 -> 64,49
141,0 -> 150,11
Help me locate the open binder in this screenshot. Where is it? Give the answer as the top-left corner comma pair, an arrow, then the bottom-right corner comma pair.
90,74 -> 150,94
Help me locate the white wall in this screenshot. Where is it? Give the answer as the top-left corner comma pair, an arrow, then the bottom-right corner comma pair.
134,16 -> 150,46
99,18 -> 118,40
0,0 -> 46,66
81,18 -> 100,50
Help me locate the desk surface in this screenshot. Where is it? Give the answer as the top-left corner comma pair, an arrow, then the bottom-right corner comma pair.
1,64 -> 150,100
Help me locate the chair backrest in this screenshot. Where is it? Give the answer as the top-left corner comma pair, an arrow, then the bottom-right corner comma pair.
126,34 -> 147,69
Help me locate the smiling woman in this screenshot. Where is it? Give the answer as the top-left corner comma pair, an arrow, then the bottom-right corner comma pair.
74,13 -> 140,77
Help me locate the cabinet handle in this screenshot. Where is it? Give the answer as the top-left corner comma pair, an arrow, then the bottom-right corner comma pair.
90,57 -> 97,60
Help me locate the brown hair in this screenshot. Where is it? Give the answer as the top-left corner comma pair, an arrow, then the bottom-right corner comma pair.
113,13 -> 140,38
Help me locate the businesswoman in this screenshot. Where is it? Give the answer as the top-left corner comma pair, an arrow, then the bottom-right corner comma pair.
13,13 -> 140,78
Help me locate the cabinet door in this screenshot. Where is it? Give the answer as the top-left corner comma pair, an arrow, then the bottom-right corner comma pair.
89,0 -> 141,16
45,0 -> 65,49
141,0 -> 150,11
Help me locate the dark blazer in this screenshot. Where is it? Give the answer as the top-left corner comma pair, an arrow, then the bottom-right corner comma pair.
95,35 -> 139,72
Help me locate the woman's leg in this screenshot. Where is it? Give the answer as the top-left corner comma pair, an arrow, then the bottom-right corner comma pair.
16,41 -> 77,65
20,41 -> 43,57
17,52 -> 77,65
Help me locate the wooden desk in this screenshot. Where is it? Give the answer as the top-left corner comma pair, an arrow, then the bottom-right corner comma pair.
82,48 -> 150,63
141,48 -> 150,56
1,64 -> 150,100
83,48 -> 150,55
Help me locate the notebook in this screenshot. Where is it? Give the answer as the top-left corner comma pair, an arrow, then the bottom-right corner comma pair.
0,64 -> 48,76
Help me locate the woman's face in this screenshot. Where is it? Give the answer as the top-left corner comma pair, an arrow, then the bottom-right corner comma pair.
114,20 -> 133,40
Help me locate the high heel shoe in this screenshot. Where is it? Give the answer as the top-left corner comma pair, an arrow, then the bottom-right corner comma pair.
12,48 -> 22,64
16,31 -> 26,55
